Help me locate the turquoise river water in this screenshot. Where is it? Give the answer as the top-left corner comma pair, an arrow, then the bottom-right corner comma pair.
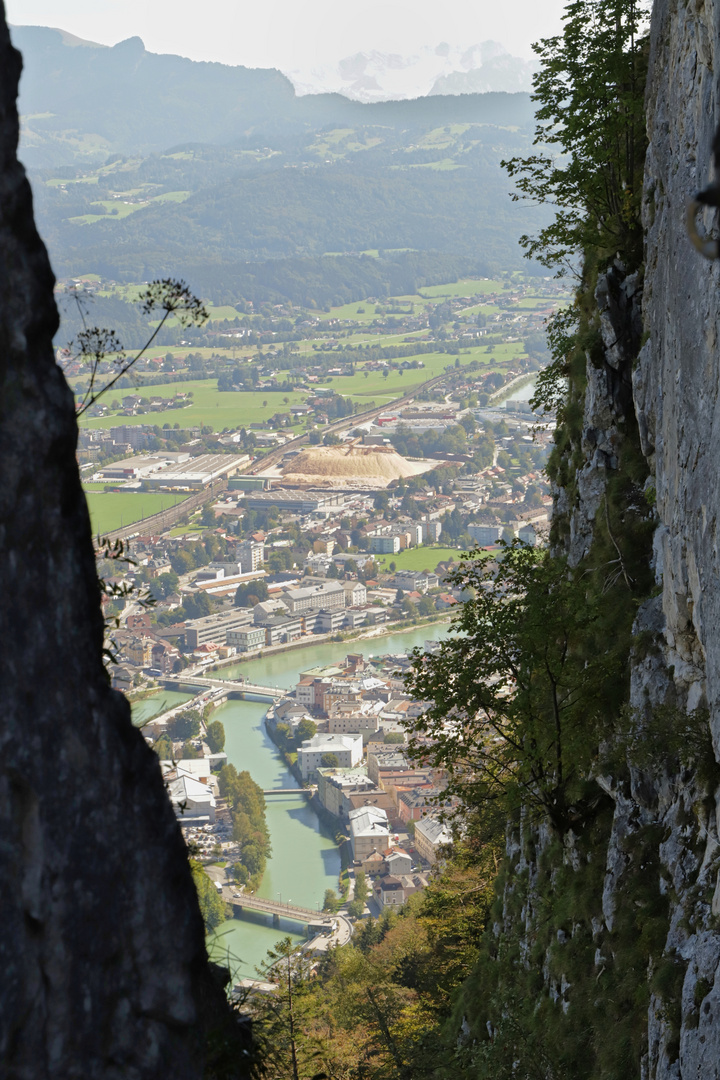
133,620 -> 450,979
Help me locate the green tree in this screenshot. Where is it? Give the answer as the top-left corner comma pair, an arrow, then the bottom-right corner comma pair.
181,739 -> 201,759
403,543 -> 637,834
502,0 -> 648,274
169,709 -> 201,741
232,862 -> 249,886
354,870 -> 368,906
322,888 -> 340,913
153,733 -> 174,760
254,938 -> 321,1080
149,570 -> 179,600
384,732 -> 406,745
401,598 -> 418,619
295,718 -> 317,744
320,753 -> 339,768
182,591 -> 215,620
234,579 -> 269,607
200,503 -> 217,527
274,722 -> 293,752
205,719 -> 225,753
190,861 -> 228,932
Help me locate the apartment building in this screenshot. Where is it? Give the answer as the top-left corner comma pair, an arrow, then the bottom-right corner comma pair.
414,815 -> 452,865
237,540 -> 265,572
281,580 -> 346,614
184,609 -> 253,649
297,733 -> 363,780
226,626 -> 266,651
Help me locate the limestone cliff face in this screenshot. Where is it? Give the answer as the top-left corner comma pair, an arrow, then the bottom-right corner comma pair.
559,1 -> 720,1075
635,1 -> 720,1074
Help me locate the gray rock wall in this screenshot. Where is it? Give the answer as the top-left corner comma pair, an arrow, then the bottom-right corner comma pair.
544,3 -> 720,1074
617,1 -> 720,1075
637,2 -> 720,1074
639,0 -> 719,725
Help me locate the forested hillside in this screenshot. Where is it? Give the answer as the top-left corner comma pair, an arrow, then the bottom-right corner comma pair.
12,25 -> 535,165
13,24 -> 549,310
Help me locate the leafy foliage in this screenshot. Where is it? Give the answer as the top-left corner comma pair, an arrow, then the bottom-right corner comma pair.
502,0 -> 649,273
218,765 -> 271,888
168,709 -> 201,741
403,542 -> 637,833
205,719 -> 226,754
250,840 -> 500,1078
190,860 -> 229,933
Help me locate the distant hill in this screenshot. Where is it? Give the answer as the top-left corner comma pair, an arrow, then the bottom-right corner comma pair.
12,25 -> 547,307
11,25 -> 535,166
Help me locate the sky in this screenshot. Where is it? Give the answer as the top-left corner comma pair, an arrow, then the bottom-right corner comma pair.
5,0 -> 569,73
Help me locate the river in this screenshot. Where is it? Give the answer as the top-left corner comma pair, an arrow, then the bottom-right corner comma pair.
500,375 -> 537,406
204,620 -> 451,979
131,688 -> 193,726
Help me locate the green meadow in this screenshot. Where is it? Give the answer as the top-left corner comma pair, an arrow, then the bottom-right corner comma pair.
82,380 -> 309,432
83,490 -> 188,534
372,546 -> 470,574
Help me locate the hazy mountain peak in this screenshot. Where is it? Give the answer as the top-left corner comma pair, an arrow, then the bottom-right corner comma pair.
286,41 -> 537,102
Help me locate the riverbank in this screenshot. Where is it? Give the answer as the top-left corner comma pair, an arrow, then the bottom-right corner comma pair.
205,621 -> 450,975
489,371 -> 536,407
263,712 -> 304,787
205,614 -> 453,675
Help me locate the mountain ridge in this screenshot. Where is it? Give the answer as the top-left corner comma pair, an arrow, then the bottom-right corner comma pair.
11,24 -> 534,168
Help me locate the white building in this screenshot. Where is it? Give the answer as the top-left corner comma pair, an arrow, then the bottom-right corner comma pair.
343,581 -> 367,607
371,535 -> 400,554
348,805 -> 391,861
518,523 -> 542,547
467,523 -> 503,546
165,768 -> 216,823
237,540 -> 265,572
281,580 -> 346,614
422,521 -> 442,543
414,815 -> 452,865
297,733 -> 363,780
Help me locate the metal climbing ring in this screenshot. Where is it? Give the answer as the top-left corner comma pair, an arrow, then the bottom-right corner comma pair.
687,195 -> 720,260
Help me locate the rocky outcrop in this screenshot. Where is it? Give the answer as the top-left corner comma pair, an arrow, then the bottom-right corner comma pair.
565,264 -> 643,567
0,13 -> 241,1078
631,1 -> 720,1074
559,1 -> 720,1076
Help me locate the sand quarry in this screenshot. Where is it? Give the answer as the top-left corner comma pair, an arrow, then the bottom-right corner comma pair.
274,444 -> 442,489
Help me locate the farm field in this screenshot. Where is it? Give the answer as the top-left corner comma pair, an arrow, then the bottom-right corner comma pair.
82,380 -> 309,431
337,349 -> 516,403
418,278 -> 508,298
83,490 -> 188,534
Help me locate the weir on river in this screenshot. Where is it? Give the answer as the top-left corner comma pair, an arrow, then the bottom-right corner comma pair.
133,621 -> 450,978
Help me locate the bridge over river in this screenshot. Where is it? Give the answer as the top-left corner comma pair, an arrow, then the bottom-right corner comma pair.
165,673 -> 284,701
222,888 -> 352,948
